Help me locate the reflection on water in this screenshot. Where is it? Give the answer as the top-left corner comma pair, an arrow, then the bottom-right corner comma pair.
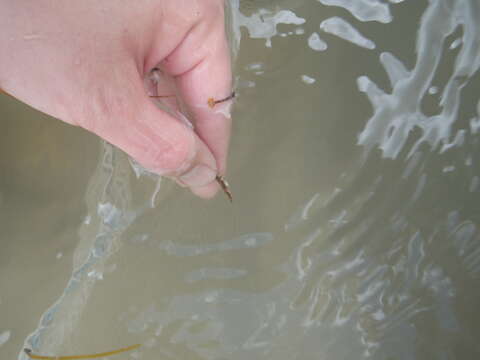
1,0 -> 480,359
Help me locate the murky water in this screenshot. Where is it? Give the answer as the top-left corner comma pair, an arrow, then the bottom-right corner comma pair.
1,0 -> 480,359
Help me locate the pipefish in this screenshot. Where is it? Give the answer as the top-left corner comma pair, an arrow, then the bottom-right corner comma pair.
209,92 -> 235,202
24,343 -> 141,360
151,91 -> 235,202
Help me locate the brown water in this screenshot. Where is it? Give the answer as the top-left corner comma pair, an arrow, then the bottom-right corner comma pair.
1,0 -> 480,359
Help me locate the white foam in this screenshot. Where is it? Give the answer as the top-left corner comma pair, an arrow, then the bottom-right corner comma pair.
317,0 -> 392,23
308,32 -> 328,51
295,27 -> 305,35
450,38 -> 462,50
245,62 -> 264,71
301,75 -> 317,84
320,17 -> 376,50
357,0 -> 480,159
0,331 -> 10,347
238,9 -> 305,47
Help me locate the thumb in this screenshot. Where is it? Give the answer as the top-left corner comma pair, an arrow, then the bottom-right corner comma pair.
89,76 -> 218,194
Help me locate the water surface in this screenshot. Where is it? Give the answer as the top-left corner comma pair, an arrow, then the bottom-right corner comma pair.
1,0 -> 480,359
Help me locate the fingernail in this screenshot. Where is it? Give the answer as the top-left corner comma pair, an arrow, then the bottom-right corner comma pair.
178,164 -> 217,188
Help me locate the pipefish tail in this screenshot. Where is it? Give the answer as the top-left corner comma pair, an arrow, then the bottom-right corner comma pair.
216,175 -> 233,202
24,343 -> 141,360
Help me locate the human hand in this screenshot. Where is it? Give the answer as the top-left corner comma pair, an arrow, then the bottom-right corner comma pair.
0,0 -> 233,199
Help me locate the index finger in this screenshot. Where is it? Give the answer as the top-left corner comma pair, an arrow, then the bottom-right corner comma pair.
160,5 -> 233,176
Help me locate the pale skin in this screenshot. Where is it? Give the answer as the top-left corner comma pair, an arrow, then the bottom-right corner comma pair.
0,0 -> 233,199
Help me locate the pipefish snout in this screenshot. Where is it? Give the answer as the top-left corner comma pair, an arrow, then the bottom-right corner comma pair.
24,343 -> 141,360
208,91 -> 236,109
